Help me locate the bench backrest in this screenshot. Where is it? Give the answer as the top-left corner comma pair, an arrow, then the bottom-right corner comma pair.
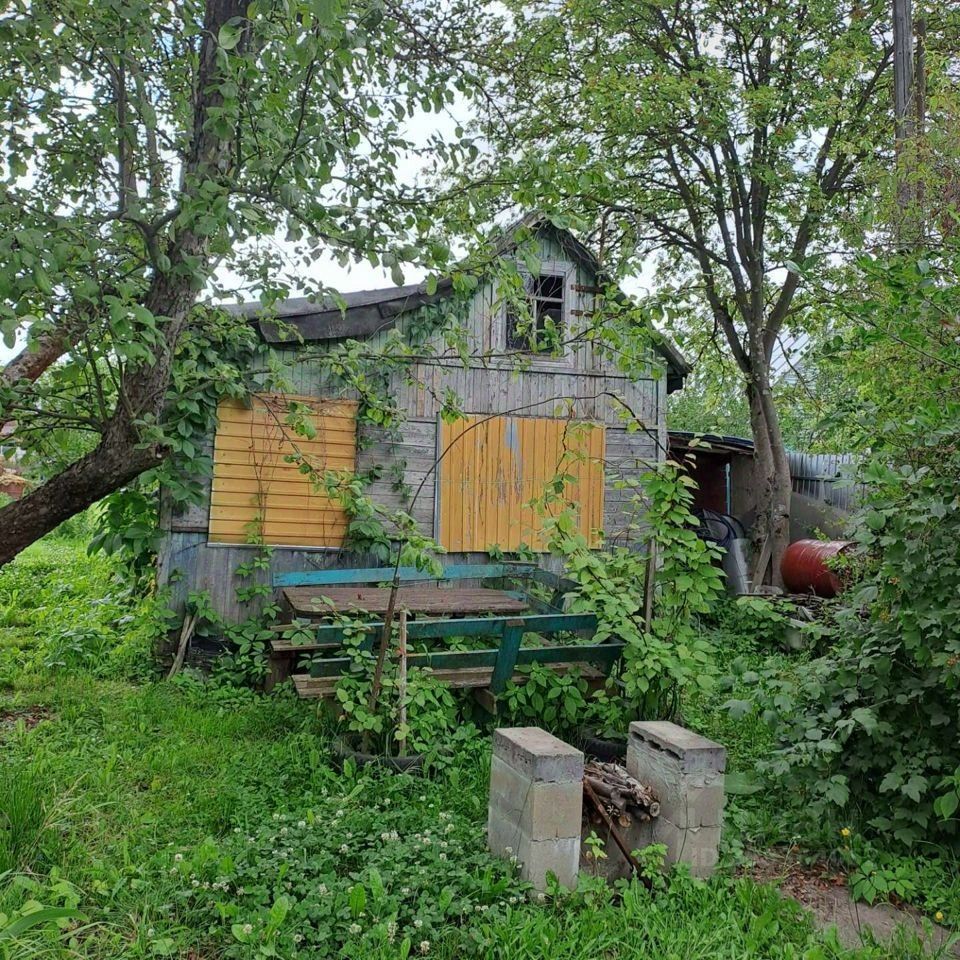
272,562 -> 539,589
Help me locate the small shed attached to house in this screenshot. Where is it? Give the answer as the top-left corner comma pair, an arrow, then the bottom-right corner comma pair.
157,219 -> 689,621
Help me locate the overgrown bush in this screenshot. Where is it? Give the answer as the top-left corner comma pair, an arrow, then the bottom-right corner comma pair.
754,437 -> 960,847
547,461 -> 724,723
746,253 -> 960,849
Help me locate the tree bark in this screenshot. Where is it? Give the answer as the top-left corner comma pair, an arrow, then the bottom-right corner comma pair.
745,365 -> 792,590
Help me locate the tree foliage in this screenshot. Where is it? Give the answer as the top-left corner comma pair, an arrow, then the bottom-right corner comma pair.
453,0 -> 899,582
0,0 -> 474,563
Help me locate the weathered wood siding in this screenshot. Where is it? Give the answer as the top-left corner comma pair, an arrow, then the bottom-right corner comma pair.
157,227 -> 669,620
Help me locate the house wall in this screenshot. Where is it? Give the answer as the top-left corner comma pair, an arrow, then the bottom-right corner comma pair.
157,229 -> 668,622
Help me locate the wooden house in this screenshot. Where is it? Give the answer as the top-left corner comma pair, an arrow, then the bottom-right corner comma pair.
157,219 -> 689,622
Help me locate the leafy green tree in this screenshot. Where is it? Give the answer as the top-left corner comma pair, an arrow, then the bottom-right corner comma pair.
0,0 -> 473,565
454,0 -> 899,583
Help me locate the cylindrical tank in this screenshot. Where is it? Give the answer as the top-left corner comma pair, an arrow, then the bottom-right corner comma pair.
780,539 -> 853,597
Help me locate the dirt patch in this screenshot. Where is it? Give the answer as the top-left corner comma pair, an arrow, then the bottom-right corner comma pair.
0,705 -> 52,734
745,850 -> 959,955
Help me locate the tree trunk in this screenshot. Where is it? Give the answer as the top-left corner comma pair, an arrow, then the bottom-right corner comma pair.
745,368 -> 792,590
0,0 -> 246,567
0,422 -> 159,566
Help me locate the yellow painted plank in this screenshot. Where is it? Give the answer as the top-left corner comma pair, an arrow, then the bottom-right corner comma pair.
209,393 -> 356,548
436,413 -> 606,553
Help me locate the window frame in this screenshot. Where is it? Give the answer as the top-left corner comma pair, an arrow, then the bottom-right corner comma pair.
503,261 -> 575,364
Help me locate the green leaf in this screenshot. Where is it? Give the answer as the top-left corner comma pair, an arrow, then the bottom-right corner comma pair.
218,20 -> 243,50
0,907 -> 84,942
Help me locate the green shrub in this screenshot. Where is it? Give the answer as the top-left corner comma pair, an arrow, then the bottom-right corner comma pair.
547,461 -> 724,722
752,435 -> 960,849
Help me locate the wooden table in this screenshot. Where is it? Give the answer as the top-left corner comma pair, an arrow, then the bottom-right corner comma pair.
281,585 -> 530,619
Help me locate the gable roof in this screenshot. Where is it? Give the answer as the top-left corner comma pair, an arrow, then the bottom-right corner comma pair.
225,219 -> 690,392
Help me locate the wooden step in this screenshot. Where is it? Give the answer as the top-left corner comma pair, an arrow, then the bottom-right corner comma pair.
290,659 -> 603,701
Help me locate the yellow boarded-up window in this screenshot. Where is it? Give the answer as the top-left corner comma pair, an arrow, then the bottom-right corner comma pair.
438,415 -> 605,552
209,394 -> 357,547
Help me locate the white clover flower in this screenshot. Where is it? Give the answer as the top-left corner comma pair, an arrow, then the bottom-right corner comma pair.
247,836 -> 255,843
439,853 -> 447,861
440,841 -> 448,849
294,933 -> 304,943
191,880 -> 200,888
318,883 -> 328,895
419,941 -> 430,955
401,887 -> 410,896
509,896 -> 518,904
445,824 -> 455,834
349,923 -> 362,935
234,827 -> 241,834
297,820 -> 306,828
336,809 -> 344,817
280,827 -> 288,836
421,837 -> 431,845
147,928 -> 155,937
242,923 -> 253,935
174,853 -> 184,862
383,797 -> 391,806
237,887 -> 246,895
414,919 -> 423,929
272,813 -> 281,821
504,846 -> 513,855
339,844 -> 349,854
386,921 -> 397,942
481,905 -> 488,912
418,795 -> 426,802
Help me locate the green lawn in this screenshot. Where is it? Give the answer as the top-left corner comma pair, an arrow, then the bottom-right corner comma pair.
0,540 -> 937,959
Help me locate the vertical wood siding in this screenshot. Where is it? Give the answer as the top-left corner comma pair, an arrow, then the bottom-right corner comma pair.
438,414 -> 605,552
209,395 -> 358,547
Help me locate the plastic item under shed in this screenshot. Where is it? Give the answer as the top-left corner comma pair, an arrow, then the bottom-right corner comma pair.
722,538 -> 751,594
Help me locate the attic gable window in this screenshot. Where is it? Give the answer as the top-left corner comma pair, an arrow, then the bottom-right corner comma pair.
506,272 -> 566,353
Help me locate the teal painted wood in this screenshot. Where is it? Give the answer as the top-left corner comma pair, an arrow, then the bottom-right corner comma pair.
489,623 -> 525,695
272,562 -> 539,588
305,642 -> 624,678
274,612 -> 599,649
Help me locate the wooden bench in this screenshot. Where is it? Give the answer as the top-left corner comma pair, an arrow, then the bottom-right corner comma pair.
266,563 -> 618,711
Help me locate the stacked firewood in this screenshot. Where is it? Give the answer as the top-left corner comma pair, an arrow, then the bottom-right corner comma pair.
583,760 -> 660,828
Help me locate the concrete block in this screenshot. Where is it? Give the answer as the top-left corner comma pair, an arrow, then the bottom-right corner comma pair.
652,818 -> 722,879
517,834 -> 580,891
489,762 -> 582,840
628,721 -> 726,775
492,727 -> 584,783
487,809 -> 522,859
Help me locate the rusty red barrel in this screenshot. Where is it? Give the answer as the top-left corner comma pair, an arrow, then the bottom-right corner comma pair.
780,539 -> 853,597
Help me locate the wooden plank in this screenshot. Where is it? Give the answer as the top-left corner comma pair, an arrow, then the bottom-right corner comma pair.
301,644 -> 621,681
281,585 -> 530,618
270,612 -> 599,650
490,621 -> 524,694
210,393 -> 356,548
272,562 -> 538,587
436,414 -> 605,553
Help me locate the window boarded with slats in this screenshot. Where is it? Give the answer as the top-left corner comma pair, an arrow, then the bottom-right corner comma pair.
209,394 -> 358,547
438,415 -> 605,552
